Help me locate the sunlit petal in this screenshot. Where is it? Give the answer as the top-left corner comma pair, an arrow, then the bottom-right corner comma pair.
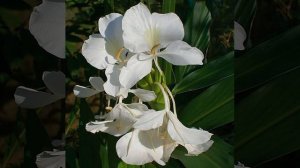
119,53 -> 153,89
159,41 -> 204,65
122,3 -> 152,53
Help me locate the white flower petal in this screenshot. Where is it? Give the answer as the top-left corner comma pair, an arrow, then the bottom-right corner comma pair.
99,13 -> 122,39
159,40 -> 204,65
116,130 -> 165,166
125,103 -> 150,117
89,77 -> 104,91
103,65 -> 122,97
167,111 -> 212,145
133,110 -> 166,130
42,71 -> 65,97
162,134 -> 178,162
82,34 -> 114,70
99,13 -> 124,58
129,88 -> 157,102
119,53 -> 153,89
184,140 -> 214,156
29,0 -> 65,58
73,85 -> 100,98
85,120 -> 114,134
152,13 -> 184,48
122,2 -> 152,52
14,86 -> 59,109
94,104 -> 136,136
234,21 -> 247,50
36,150 -> 65,168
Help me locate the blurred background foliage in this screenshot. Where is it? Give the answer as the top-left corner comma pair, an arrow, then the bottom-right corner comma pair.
0,0 -> 64,167
235,0 -> 300,167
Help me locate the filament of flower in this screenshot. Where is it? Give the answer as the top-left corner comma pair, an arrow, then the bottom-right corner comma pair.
151,44 -> 160,56
163,84 -> 177,117
154,82 -> 170,112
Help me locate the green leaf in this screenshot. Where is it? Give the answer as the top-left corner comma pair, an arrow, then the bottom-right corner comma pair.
175,1 -> 211,81
236,25 -> 300,93
173,52 -> 233,94
179,76 -> 233,130
236,67 -> 300,166
162,0 -> 176,13
172,136 -> 233,168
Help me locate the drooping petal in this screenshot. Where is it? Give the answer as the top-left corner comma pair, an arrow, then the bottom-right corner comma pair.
122,2 -> 152,53
82,34 -> 114,70
85,120 -> 114,134
14,86 -> 59,109
162,134 -> 178,162
158,40 -> 204,65
29,0 -> 65,58
99,13 -> 124,58
42,71 -> 65,97
103,64 -> 122,97
89,77 -> 104,91
73,85 -> 100,98
133,110 -> 166,130
119,53 -> 153,89
116,130 -> 165,166
129,88 -> 157,102
151,13 -> 184,48
93,104 -> 136,136
167,111 -> 212,145
36,150 -> 65,168
184,140 -> 214,156
234,21 -> 247,50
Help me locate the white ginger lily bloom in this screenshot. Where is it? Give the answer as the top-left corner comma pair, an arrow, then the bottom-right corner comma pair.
29,0 -> 65,58
36,150 -> 65,168
234,21 -> 247,50
86,101 -> 153,136
14,71 -> 65,108
81,13 -> 134,97
119,3 -> 204,89
116,84 -> 213,166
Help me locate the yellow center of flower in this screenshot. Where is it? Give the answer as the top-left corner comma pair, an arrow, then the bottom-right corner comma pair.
150,44 -> 160,56
115,47 -> 125,62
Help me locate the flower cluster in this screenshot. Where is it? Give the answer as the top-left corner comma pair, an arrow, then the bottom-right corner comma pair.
74,3 -> 213,166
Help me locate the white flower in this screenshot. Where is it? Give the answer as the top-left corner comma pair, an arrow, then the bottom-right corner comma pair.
36,150 -> 65,168
82,13 -> 135,97
119,3 -> 204,89
234,21 -> 247,50
14,71 -> 65,108
86,102 -> 152,136
116,83 -> 213,165
29,0 -> 65,58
